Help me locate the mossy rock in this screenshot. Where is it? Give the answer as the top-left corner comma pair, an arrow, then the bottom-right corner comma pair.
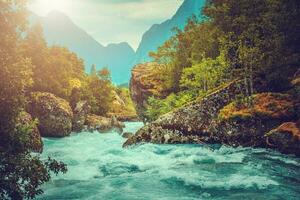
219,93 -> 296,121
212,93 -> 298,148
72,101 -> 91,132
266,121 -> 300,155
27,92 -> 73,137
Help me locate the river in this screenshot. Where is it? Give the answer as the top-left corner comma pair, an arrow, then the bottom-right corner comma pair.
37,122 -> 300,200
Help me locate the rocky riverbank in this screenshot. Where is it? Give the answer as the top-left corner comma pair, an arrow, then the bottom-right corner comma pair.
24,92 -> 126,147
125,70 -> 300,156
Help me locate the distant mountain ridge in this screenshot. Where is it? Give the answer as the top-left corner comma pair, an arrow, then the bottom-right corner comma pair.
32,10 -> 135,84
134,0 -> 206,64
31,0 -> 206,84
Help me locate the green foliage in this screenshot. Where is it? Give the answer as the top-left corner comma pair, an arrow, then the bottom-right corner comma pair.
180,53 -> 228,91
22,26 -> 86,99
146,91 -> 196,121
23,24 -> 115,117
69,66 -> 114,116
86,67 -> 114,115
145,0 -> 300,119
0,1 -> 67,199
204,0 -> 300,92
149,19 -> 222,92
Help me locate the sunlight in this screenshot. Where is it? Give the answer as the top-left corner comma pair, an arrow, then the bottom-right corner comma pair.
30,0 -> 70,16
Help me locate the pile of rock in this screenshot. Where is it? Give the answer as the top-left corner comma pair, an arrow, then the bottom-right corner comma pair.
26,92 -> 126,139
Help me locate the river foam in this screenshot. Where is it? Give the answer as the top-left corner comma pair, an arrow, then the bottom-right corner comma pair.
38,122 -> 300,200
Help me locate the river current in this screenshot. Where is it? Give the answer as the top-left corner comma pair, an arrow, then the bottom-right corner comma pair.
38,122 -> 300,200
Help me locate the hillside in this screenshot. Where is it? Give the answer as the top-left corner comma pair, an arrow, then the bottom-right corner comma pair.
134,0 -> 206,64
32,11 -> 135,84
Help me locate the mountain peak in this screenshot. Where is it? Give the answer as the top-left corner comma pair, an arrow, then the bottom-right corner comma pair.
106,42 -> 134,52
172,0 -> 206,21
134,0 -> 206,64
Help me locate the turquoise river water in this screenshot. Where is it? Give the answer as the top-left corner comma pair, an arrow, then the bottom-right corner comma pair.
37,122 -> 300,200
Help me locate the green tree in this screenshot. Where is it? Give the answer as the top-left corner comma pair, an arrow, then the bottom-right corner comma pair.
204,0 -> 300,92
0,1 -> 66,199
85,67 -> 114,115
180,53 -> 228,92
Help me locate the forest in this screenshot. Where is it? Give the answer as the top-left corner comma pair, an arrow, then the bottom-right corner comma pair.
0,0 -> 135,199
145,0 -> 300,121
0,0 -> 299,199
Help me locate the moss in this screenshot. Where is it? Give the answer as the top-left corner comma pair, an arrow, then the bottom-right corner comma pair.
219,93 -> 296,121
31,92 -> 72,115
28,92 -> 73,137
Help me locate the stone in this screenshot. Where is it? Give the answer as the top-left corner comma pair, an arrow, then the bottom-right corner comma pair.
124,81 -> 300,156
27,92 -> 73,137
124,80 -> 247,147
130,63 -> 169,121
266,121 -> 300,155
122,132 -> 133,138
213,93 -> 297,147
85,114 -> 125,134
72,101 -> 91,132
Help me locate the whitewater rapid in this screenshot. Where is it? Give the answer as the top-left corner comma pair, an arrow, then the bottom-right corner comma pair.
38,122 -> 300,200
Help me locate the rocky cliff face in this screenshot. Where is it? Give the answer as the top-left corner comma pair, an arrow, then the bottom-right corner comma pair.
27,92 -> 74,137
130,63 -> 169,121
124,81 -> 300,155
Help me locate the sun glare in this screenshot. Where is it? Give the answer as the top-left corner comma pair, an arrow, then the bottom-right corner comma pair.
30,0 -> 70,16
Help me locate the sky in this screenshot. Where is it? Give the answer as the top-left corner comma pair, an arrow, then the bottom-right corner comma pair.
28,0 -> 184,50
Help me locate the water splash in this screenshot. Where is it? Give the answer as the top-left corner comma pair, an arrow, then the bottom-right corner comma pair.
38,122 -> 300,200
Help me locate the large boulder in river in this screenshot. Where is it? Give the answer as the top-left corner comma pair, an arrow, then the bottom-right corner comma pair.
266,121 -> 300,155
213,93 -> 297,147
27,92 -> 73,137
85,114 -> 125,133
124,80 -> 247,147
16,112 -> 43,152
124,81 -> 300,155
130,63 -> 169,121
72,101 -> 91,132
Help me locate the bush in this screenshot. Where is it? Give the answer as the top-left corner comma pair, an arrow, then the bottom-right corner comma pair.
146,91 -> 197,121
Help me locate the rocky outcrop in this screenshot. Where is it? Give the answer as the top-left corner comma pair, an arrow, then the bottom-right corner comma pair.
113,114 -> 140,122
130,63 -> 169,121
85,115 -> 125,134
266,121 -> 300,155
212,93 -> 297,147
124,80 -> 247,147
122,132 -> 133,139
108,90 -> 139,122
124,81 -> 300,155
27,92 -> 73,137
72,101 -> 90,132
16,112 -> 43,152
